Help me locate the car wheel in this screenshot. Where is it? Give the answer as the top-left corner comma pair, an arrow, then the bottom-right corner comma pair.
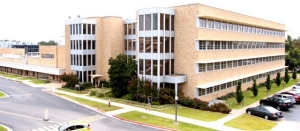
277,106 -> 281,111
247,111 -> 251,115
264,115 -> 269,120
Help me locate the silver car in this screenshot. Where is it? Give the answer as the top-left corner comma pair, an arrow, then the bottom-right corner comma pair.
273,94 -> 296,105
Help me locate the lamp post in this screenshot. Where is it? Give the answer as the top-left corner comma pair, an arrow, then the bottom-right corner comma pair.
175,84 -> 178,125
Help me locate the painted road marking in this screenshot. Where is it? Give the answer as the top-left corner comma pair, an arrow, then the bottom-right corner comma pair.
28,115 -> 106,131
0,110 -> 56,123
10,86 -> 32,95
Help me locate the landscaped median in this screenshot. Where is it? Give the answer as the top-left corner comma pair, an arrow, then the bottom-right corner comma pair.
55,93 -> 122,112
226,78 -> 300,109
0,72 -> 48,84
224,114 -> 277,130
0,125 -> 8,131
116,111 -> 217,131
0,91 -> 7,98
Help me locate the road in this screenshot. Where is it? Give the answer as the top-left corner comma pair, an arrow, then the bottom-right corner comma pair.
0,77 -> 163,131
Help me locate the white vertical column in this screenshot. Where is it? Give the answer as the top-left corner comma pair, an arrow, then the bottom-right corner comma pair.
143,15 -> 146,77
150,14 -> 153,82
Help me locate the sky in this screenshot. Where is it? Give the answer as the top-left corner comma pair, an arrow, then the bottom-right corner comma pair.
0,0 -> 299,43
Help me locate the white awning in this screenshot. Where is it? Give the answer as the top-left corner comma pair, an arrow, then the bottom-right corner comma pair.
195,66 -> 287,89
0,61 -> 65,75
90,74 -> 103,78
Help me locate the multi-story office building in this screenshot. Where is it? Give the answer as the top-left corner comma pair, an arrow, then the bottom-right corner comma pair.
64,3 -> 285,101
0,3 -> 285,101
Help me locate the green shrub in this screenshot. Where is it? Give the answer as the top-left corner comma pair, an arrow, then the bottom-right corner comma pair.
194,98 -> 210,110
209,103 -> 231,114
121,94 -> 132,100
80,82 -> 93,90
96,92 -> 105,98
89,89 -> 97,96
105,91 -> 113,97
100,79 -> 110,87
151,101 -> 160,105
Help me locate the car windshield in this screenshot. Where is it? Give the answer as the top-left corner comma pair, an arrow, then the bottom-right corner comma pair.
264,106 -> 278,112
58,124 -> 69,131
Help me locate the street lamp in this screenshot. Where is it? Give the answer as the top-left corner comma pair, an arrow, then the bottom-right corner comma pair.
175,84 -> 178,124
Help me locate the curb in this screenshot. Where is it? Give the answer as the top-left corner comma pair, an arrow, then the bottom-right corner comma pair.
0,124 -> 13,131
113,115 -> 179,131
0,91 -> 10,99
42,89 -> 106,114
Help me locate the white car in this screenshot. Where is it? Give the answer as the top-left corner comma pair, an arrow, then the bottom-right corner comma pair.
292,83 -> 300,89
273,94 -> 296,104
53,122 -> 91,131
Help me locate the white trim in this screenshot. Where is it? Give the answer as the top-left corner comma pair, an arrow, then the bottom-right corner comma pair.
195,66 -> 286,89
0,61 -> 65,75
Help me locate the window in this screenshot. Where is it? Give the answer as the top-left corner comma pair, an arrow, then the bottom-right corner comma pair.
238,60 -> 243,66
153,13 -> 158,30
221,84 -> 226,90
215,41 -> 220,49
228,42 -> 232,49
233,60 -> 238,67
207,63 -> 213,71
207,19 -> 214,28
228,23 -> 233,31
221,41 -> 226,49
214,62 -> 220,70
221,22 -> 227,30
207,87 -> 213,94
215,21 -> 221,29
200,18 -> 206,28
199,89 -> 206,96
221,62 -> 226,69
227,61 -> 232,68
233,24 -> 238,31
227,82 -> 232,88
233,42 -> 238,49
214,86 -> 220,92
41,54 -> 54,59
199,64 -> 206,72
139,15 -> 144,31
145,14 -> 151,30
243,59 -> 248,65
199,41 -> 206,50
207,41 -> 214,50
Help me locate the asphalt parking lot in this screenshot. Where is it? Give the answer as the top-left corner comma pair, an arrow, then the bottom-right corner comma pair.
276,103 -> 300,122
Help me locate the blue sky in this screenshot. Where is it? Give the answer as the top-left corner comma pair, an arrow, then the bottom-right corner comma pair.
0,0 -> 298,42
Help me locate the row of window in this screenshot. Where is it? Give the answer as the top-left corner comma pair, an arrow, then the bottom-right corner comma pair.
139,13 -> 175,31
70,40 -> 96,50
198,55 -> 285,72
76,70 -> 96,83
70,24 -> 96,35
70,54 -> 96,66
124,23 -> 136,35
41,54 -> 54,59
198,41 -> 284,50
124,39 -> 136,51
198,68 -> 285,96
198,18 -> 285,37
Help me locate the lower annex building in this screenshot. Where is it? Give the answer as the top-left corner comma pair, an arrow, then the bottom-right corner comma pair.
0,3 -> 286,101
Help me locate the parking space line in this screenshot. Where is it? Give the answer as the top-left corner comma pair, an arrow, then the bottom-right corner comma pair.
10,86 -> 31,95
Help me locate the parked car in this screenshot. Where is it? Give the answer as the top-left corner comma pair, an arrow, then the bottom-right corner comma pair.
280,91 -> 300,103
273,94 -> 296,105
246,105 -> 283,120
289,89 -> 300,93
54,122 -> 91,131
259,97 -> 292,111
292,83 -> 300,89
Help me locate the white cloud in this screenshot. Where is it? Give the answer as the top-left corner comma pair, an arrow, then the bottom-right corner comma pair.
0,0 -> 299,42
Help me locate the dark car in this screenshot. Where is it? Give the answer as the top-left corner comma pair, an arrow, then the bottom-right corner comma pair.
246,105 -> 283,120
280,91 -> 300,103
259,97 -> 292,111
273,94 -> 296,105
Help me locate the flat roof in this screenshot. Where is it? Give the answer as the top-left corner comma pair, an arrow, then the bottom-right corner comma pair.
0,61 -> 65,75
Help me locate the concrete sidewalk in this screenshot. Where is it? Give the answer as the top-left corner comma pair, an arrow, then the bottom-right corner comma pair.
1,74 -> 298,131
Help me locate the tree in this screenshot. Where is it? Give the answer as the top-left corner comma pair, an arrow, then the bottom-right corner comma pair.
108,54 -> 137,98
292,67 -> 297,81
235,81 -> 244,104
275,72 -> 281,87
284,68 -> 290,84
252,79 -> 258,97
38,40 -> 58,45
60,72 -> 79,89
266,74 -> 271,96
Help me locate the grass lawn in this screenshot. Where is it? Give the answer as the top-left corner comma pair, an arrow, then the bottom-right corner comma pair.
226,78 -> 300,109
157,107 -> 227,122
0,125 -> 7,131
0,92 -> 6,98
224,114 -> 277,130
57,88 -> 89,94
56,93 -> 122,112
29,79 -> 47,84
117,111 -> 216,131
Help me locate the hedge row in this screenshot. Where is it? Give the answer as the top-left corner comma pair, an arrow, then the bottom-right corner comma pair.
178,97 -> 231,114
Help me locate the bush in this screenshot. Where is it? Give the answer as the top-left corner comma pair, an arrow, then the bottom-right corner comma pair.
151,101 -> 160,106
105,91 -> 113,97
100,79 -> 110,88
194,98 -> 210,110
89,89 -> 97,96
209,103 -> 231,114
121,94 -> 132,100
96,92 -> 105,98
80,82 -> 93,90
159,88 -> 175,105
